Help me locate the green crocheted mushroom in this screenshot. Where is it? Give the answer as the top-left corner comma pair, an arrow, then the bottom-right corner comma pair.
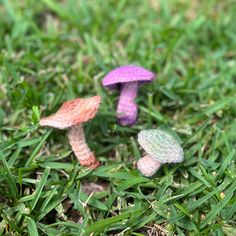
137,129 -> 184,177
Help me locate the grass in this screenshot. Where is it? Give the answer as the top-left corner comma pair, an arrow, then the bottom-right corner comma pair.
0,0 -> 236,235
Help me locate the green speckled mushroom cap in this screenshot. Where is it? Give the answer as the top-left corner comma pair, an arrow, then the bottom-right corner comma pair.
138,129 -> 184,164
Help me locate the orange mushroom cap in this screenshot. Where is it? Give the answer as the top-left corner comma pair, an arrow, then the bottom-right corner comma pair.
40,96 -> 101,129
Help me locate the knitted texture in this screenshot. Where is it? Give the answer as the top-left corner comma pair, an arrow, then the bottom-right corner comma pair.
39,96 -> 101,169
138,129 -> 184,164
40,96 -> 101,129
102,65 -> 155,126
137,155 -> 161,177
68,124 -> 100,169
102,65 -> 155,88
117,82 -> 138,126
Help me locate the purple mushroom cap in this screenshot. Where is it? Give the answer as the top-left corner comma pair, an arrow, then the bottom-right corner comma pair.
102,65 -> 155,89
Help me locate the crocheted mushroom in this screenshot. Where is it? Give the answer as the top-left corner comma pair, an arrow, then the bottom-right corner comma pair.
137,129 -> 184,177
102,65 -> 155,126
40,96 -> 101,169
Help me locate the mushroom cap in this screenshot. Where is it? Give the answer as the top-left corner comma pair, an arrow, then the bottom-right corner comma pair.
138,129 -> 184,164
40,96 -> 101,129
102,65 -> 155,89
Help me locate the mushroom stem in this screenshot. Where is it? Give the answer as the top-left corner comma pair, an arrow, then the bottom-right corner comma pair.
68,124 -> 100,169
137,155 -> 161,177
117,82 -> 138,126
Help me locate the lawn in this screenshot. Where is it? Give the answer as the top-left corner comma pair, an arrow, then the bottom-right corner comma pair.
0,0 -> 236,235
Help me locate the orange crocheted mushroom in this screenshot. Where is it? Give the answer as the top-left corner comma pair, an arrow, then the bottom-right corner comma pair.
40,96 -> 101,169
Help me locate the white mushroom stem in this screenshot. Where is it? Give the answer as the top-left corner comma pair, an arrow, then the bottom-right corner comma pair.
68,124 -> 99,169
137,155 -> 161,177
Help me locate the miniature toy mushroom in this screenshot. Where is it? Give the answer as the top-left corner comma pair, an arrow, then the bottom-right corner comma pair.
40,96 -> 101,169
102,65 -> 155,126
137,129 -> 184,177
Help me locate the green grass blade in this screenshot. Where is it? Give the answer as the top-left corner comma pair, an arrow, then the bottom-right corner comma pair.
25,130 -> 51,166
200,180 -> 236,228
216,149 -> 235,180
30,167 -> 50,210
0,149 -> 18,201
27,218 -> 39,236
84,211 -> 132,234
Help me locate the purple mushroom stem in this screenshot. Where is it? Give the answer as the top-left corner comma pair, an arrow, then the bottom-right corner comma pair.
117,82 -> 138,126
102,65 -> 156,126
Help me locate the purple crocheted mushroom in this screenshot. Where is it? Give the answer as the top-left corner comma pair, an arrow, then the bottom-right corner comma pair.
102,65 -> 155,126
